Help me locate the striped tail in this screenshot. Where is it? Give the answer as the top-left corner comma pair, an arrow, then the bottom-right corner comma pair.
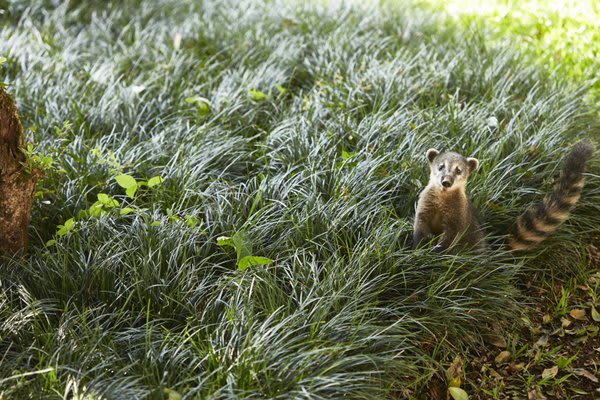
508,140 -> 595,251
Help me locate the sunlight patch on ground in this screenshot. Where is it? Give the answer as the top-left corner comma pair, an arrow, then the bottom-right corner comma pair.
425,0 -> 600,103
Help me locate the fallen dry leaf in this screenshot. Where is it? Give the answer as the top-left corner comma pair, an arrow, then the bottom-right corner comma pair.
591,306 -> 600,322
561,317 -> 572,328
572,368 -> 599,383
488,368 -> 503,380
508,362 -> 526,372
534,335 -> 548,349
541,365 -> 558,379
528,388 -> 547,400
569,308 -> 587,320
542,314 -> 552,324
494,351 -> 511,365
484,334 -> 507,348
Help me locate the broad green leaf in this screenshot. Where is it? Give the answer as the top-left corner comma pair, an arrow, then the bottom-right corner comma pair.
216,236 -> 233,247
150,220 -> 161,227
41,156 -> 53,167
88,201 -> 104,217
238,256 -> 273,271
126,186 -> 138,199
232,231 -> 252,261
0,56 -> 6,66
249,88 -> 266,101
120,207 -> 134,216
147,176 -> 164,188
107,198 -> 119,208
115,174 -> 137,189
97,193 -> 110,204
64,218 -> 75,230
57,220 -> 75,236
341,150 -> 353,160
448,387 -> 468,400
46,239 -> 57,247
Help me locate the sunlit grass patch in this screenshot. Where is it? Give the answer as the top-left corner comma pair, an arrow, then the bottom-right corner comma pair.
425,0 -> 600,104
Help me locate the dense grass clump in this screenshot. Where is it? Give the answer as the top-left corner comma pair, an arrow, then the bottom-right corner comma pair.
0,0 -> 598,398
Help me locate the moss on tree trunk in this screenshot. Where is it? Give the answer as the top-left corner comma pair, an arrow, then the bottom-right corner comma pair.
0,87 -> 39,254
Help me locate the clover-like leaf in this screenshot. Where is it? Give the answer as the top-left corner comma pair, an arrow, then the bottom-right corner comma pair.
115,174 -> 137,190
249,88 -> 266,101
147,176 -> 163,188
238,256 -> 273,271
120,207 -> 134,216
126,186 -> 137,199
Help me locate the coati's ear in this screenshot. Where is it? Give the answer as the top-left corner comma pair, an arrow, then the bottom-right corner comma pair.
466,157 -> 479,173
426,148 -> 439,163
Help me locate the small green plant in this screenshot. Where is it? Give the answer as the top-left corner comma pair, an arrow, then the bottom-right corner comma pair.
87,193 -> 121,217
216,231 -> 273,271
46,173 -> 164,246
185,95 -> 211,119
166,213 -> 200,227
248,88 -> 267,101
248,84 -> 287,102
20,122 -> 74,180
115,173 -> 163,199
553,287 -> 570,316
20,143 -> 54,174
555,354 -> 576,370
90,147 -> 123,175
46,218 -> 76,246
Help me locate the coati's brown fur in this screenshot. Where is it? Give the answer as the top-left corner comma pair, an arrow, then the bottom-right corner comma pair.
413,141 -> 595,253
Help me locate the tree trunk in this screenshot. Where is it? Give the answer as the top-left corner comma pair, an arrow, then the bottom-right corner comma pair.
0,87 -> 39,254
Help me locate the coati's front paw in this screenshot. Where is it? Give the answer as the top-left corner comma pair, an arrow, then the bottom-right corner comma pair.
412,232 -> 433,250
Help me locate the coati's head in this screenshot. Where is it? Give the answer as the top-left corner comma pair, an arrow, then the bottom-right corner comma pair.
426,149 -> 479,192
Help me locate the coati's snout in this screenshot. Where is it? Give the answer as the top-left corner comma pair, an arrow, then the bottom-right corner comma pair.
441,176 -> 453,188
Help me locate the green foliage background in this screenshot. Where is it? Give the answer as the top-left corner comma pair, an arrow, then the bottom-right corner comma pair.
0,0 -> 598,398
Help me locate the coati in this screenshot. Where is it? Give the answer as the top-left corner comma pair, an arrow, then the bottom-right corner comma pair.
412,141 -> 595,253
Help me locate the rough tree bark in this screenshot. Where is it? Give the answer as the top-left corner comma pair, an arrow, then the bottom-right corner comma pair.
0,87 -> 39,254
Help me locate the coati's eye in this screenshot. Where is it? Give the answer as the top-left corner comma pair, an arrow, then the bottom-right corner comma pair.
438,164 -> 444,171
456,168 -> 462,175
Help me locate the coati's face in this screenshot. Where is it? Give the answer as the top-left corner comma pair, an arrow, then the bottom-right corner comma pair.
426,149 -> 479,192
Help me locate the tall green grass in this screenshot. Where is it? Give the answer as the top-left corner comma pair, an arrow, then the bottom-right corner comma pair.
1,0 -> 598,398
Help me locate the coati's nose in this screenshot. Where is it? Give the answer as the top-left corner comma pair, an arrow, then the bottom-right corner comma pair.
441,178 -> 452,188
